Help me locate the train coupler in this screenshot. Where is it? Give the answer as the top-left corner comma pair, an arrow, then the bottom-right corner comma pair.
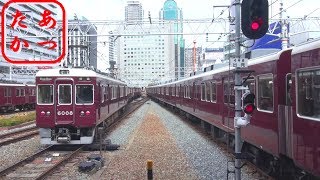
56,128 -> 71,143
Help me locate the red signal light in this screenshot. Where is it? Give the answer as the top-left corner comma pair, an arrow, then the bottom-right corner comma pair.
251,21 -> 260,31
244,104 -> 255,114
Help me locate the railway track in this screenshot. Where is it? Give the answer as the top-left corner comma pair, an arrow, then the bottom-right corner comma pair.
0,97 -> 148,179
124,97 -> 149,117
104,96 -> 150,135
0,126 -> 38,147
0,145 -> 84,179
155,100 -> 273,180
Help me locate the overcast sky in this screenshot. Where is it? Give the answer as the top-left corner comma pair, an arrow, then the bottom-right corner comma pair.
56,0 -> 320,71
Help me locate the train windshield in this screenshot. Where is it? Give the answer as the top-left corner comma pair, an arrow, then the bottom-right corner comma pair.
76,85 -> 94,104
37,85 -> 53,104
58,85 -> 72,104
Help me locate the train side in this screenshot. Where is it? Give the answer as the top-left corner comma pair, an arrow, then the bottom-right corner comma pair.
36,68 -> 133,145
0,83 -> 36,112
290,40 -> 320,176
147,39 -> 320,178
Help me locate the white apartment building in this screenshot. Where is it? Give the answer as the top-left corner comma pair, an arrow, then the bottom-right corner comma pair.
117,24 -> 175,87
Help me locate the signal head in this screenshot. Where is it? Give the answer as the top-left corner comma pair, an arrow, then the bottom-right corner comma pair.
241,0 -> 269,39
242,92 -> 256,115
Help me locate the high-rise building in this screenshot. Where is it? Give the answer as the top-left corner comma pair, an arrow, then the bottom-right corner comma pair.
117,24 -> 175,87
160,0 -> 185,79
58,16 -> 97,69
0,1 -> 58,82
125,1 -> 143,25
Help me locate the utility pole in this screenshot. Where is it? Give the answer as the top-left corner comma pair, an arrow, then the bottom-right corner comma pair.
279,0 -> 288,49
234,0 -> 268,179
234,0 -> 242,179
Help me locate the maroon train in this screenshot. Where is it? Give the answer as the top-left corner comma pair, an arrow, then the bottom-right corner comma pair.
36,68 -> 140,145
0,82 -> 36,112
147,39 -> 320,179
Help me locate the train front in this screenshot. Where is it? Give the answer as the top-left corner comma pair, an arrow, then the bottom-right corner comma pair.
36,68 -> 96,145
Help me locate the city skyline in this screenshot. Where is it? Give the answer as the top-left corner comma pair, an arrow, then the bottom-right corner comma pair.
59,0 -> 320,72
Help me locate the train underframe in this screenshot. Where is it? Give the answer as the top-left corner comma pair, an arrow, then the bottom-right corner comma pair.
39,126 -> 96,145
0,103 -> 35,113
151,97 -> 319,180
39,106 -> 126,145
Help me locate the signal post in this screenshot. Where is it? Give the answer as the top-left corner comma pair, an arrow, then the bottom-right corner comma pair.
233,0 -> 268,179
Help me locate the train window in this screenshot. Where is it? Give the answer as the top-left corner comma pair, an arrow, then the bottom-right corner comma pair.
16,89 -> 20,97
184,85 -> 190,98
172,85 -> 175,96
166,86 -> 169,95
105,87 -> 108,100
21,89 -> 25,97
111,86 -> 115,99
58,85 -> 72,104
4,87 -> 11,97
257,74 -> 274,112
211,82 -> 217,102
223,81 -> 235,105
180,85 -> 184,97
286,74 -> 292,106
120,86 -> 124,98
201,83 -> 205,101
206,82 -> 211,101
192,83 -> 196,99
176,85 -> 179,97
101,86 -> 105,103
297,69 -> 320,120
76,85 -> 93,104
195,83 -> 200,100
37,85 -> 53,104
32,89 -> 35,96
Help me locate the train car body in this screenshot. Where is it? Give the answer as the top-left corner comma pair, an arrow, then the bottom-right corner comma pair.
290,40 -> 320,176
147,39 -> 320,178
0,83 -> 36,112
36,68 -> 131,145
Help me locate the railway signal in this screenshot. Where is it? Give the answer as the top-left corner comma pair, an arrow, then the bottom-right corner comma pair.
241,0 -> 269,39
242,91 -> 255,115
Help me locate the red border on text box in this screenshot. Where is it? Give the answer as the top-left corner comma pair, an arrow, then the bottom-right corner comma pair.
1,0 -> 67,65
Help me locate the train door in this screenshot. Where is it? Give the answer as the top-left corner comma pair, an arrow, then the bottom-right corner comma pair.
25,87 -> 29,104
5,87 -> 12,105
222,78 -> 235,130
284,73 -> 293,158
55,79 -> 75,124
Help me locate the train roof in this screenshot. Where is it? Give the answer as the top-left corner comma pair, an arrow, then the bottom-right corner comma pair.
292,38 -> 320,55
0,83 -> 35,87
36,68 -> 126,85
149,48 -> 291,88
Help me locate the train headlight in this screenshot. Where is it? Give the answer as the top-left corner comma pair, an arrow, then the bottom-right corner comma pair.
85,111 -> 90,116
40,111 -> 45,116
46,111 -> 51,116
80,111 -> 85,116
